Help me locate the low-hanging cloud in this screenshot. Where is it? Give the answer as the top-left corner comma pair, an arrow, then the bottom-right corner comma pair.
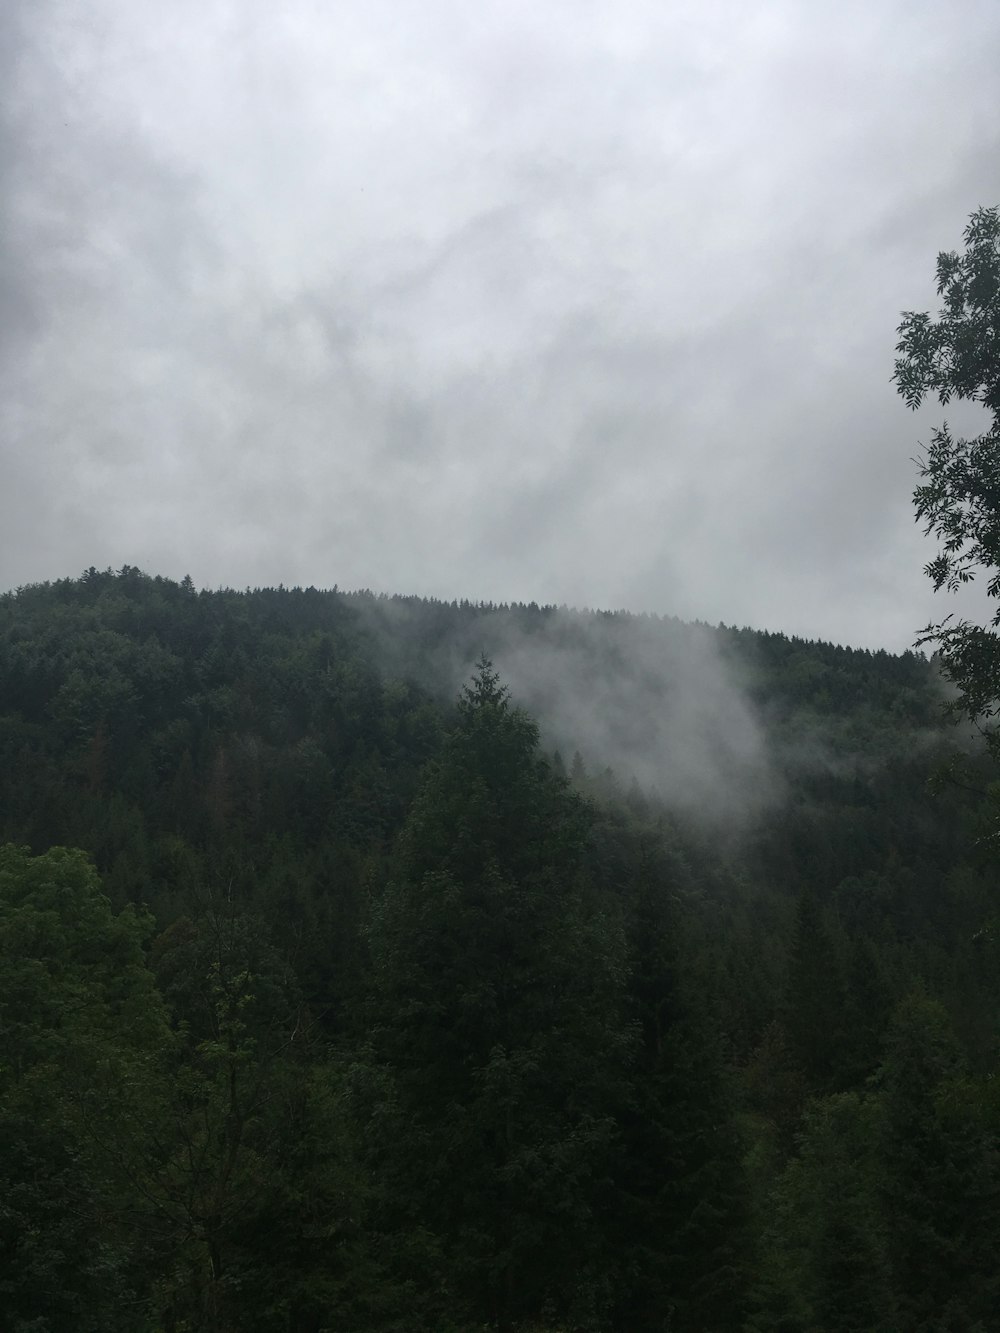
3,0 -> 1000,651
353,595 -> 776,825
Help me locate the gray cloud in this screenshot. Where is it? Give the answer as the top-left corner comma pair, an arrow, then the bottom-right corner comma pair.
3,0 -> 1000,650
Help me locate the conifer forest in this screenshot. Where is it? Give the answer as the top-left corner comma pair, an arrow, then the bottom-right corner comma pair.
3,565 -> 999,1331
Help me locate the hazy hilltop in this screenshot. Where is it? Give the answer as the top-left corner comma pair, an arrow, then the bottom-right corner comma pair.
346,586 -> 955,817
1,565 -> 962,834
1,566 -> 997,1331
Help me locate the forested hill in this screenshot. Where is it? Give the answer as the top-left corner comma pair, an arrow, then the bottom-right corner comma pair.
2,566 -> 998,1332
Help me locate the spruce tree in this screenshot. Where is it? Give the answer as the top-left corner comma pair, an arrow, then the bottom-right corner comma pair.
362,661 -> 630,1330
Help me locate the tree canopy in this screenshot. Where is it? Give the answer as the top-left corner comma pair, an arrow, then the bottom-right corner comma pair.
0,569 -> 997,1329
894,205 -> 1000,720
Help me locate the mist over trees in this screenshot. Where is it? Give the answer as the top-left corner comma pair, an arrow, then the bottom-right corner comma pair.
1,565 -> 998,1329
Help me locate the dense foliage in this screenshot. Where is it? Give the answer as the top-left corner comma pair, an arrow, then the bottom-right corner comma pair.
895,204 -> 1000,724
1,567 -> 997,1330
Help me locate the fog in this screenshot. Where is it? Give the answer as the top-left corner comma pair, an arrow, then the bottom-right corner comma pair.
352,595 -> 776,824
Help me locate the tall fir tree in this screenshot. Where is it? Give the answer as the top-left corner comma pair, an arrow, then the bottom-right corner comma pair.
361,660 -> 631,1330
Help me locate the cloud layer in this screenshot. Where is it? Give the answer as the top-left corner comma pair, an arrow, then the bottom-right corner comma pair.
3,0 -> 999,649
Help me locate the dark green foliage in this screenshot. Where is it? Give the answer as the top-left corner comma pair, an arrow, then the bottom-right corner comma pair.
142,903 -> 372,1332
0,844 -> 168,1331
616,988 -> 750,1331
784,889 -> 847,1091
753,997 -> 1000,1333
876,994 -> 1000,1330
0,568 -> 997,1329
752,1092 -> 894,1332
362,661 -> 630,1330
603,824 -> 750,1332
895,206 -> 1000,723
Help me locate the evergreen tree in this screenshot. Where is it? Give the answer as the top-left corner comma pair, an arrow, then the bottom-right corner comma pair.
752,1092 -> 894,1333
612,865 -> 749,1331
362,660 -> 630,1330
875,993 -> 1000,1329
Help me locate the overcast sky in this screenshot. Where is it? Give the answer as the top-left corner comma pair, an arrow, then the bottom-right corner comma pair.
3,0 -> 999,651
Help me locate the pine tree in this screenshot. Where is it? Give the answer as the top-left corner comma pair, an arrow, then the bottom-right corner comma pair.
612,873 -> 750,1331
361,661 -> 630,1330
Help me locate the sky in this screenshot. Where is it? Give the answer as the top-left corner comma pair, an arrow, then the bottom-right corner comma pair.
3,0 -> 999,652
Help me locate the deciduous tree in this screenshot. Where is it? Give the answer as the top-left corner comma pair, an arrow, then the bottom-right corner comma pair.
894,206 -> 1000,721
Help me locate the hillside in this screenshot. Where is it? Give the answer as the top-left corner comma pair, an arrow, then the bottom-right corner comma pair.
1,566 -> 998,1331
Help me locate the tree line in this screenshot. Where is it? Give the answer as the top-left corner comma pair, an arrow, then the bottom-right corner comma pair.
2,562 -> 999,1330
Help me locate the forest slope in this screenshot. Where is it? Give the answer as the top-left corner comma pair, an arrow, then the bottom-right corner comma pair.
1,567 -> 997,1331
